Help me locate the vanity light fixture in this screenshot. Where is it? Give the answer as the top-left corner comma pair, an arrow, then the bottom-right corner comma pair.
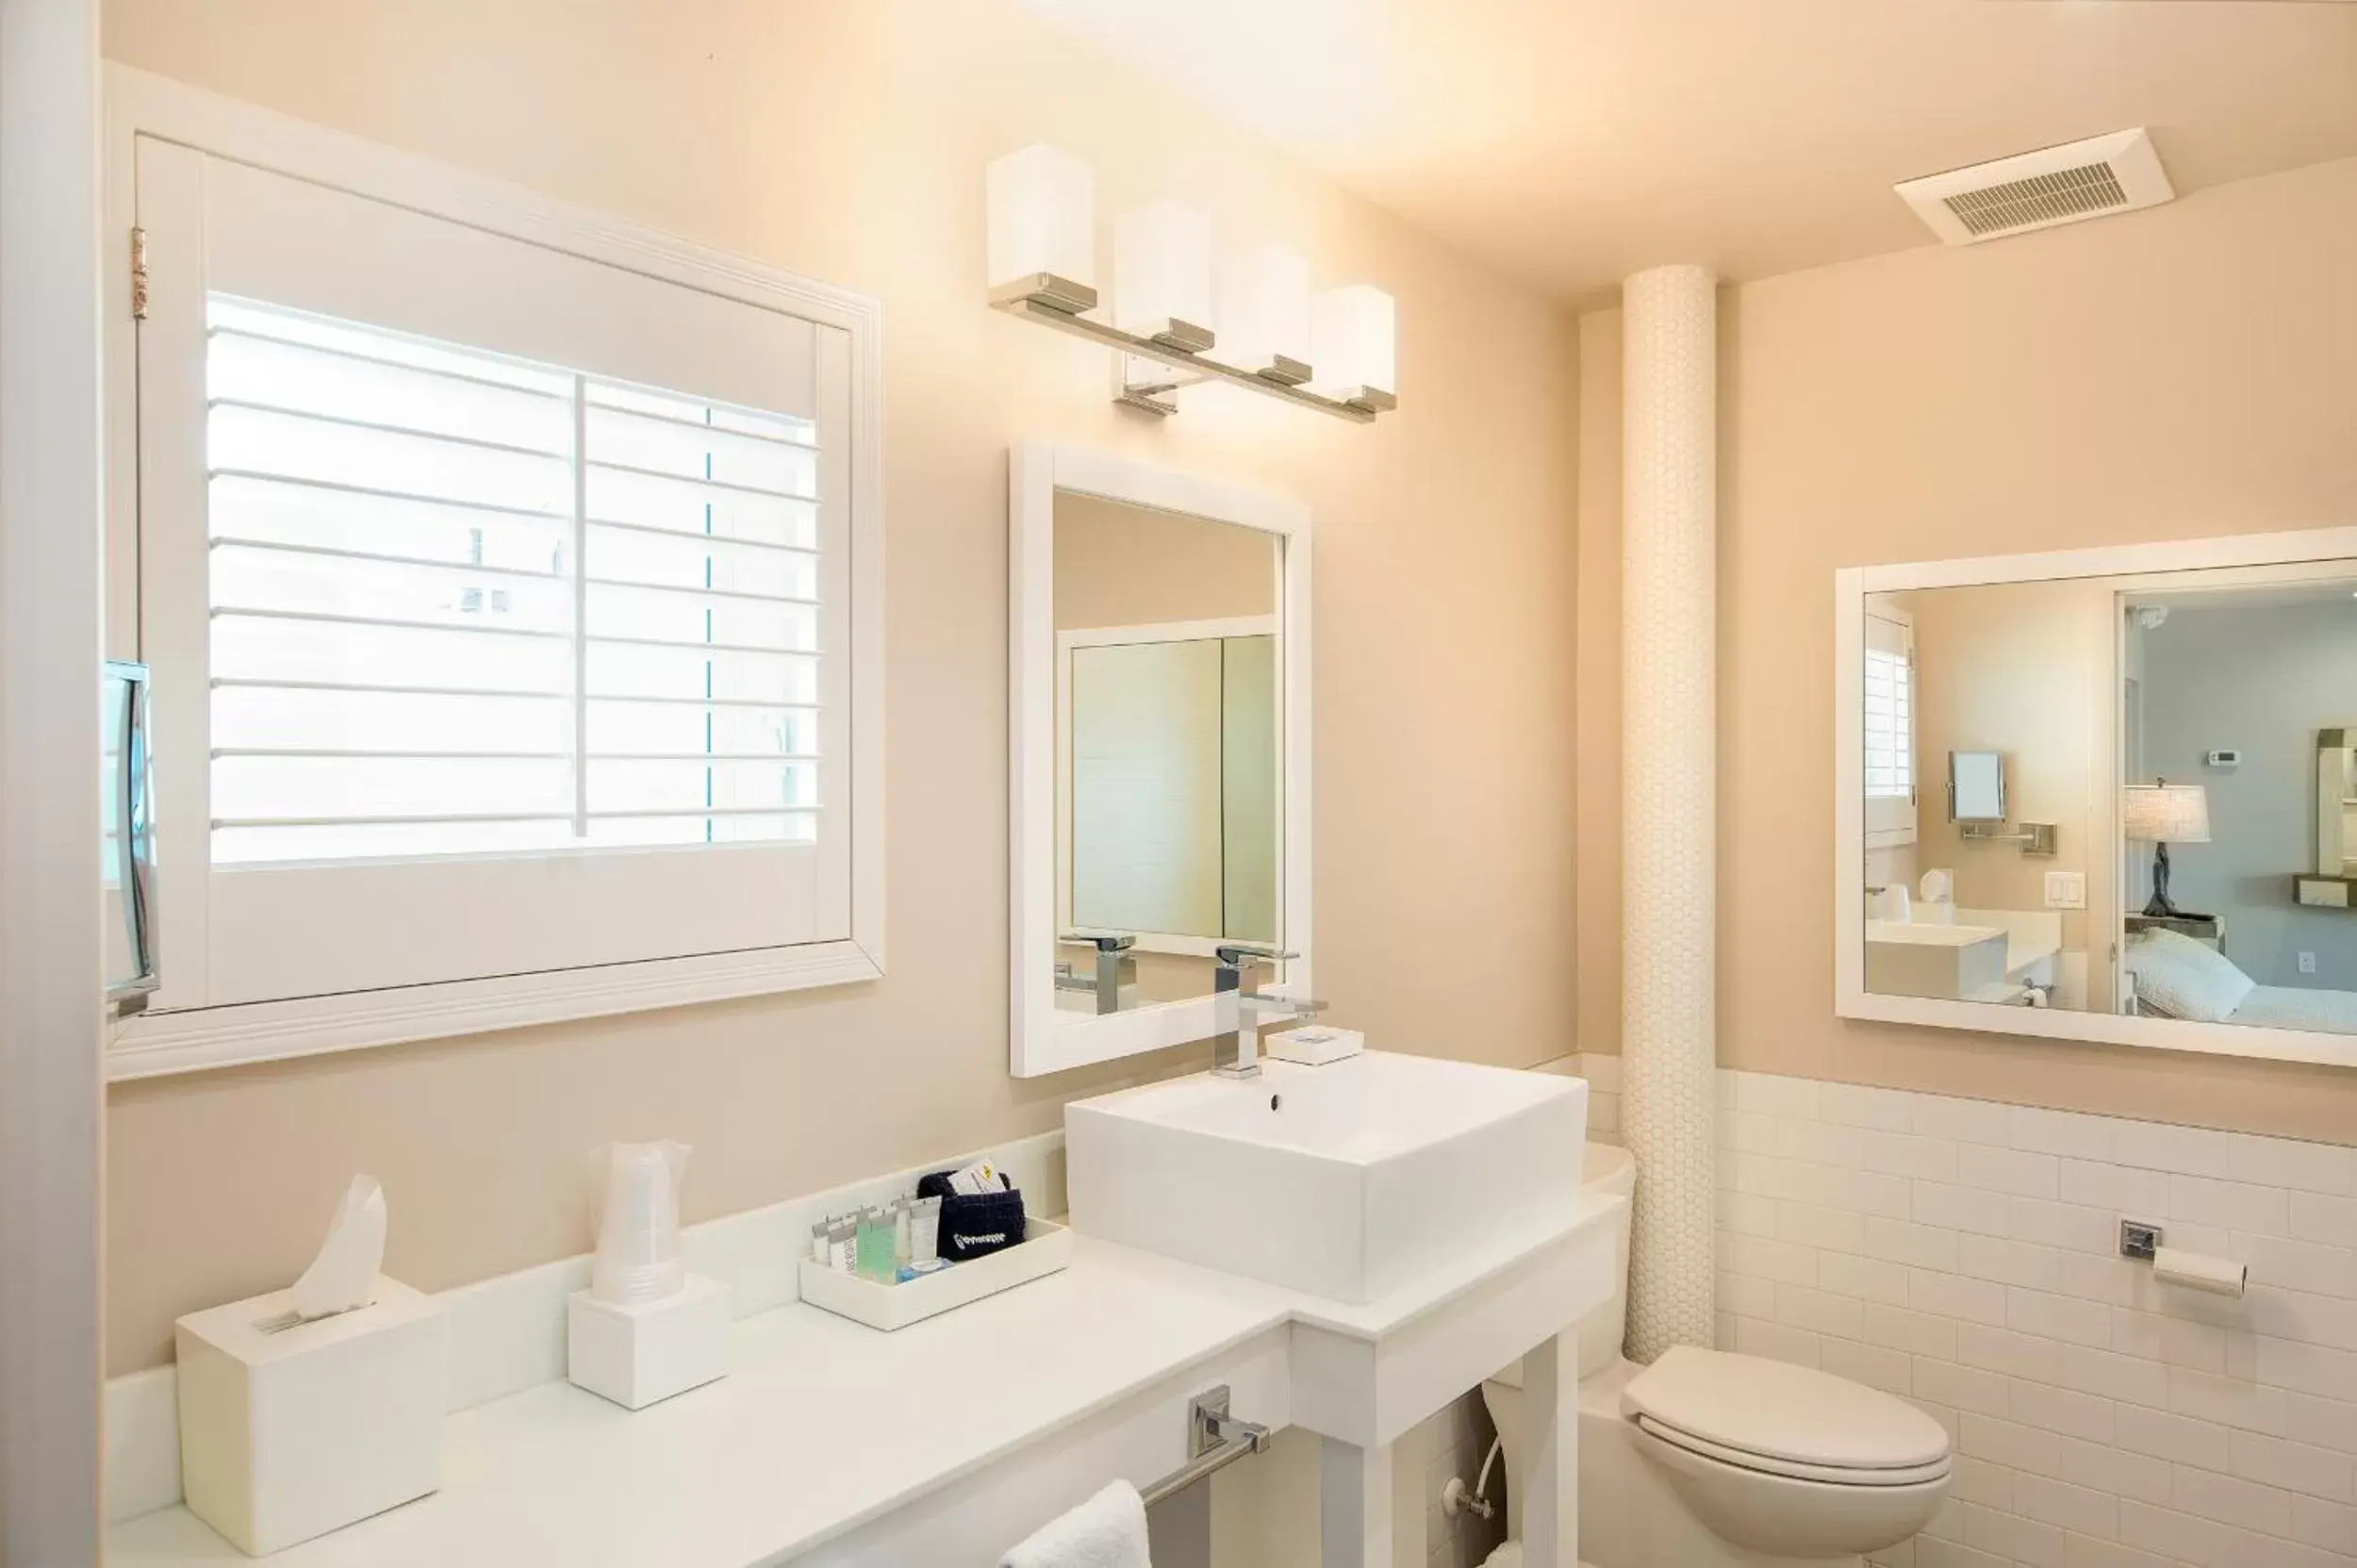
1113,200 -> 1214,353
1120,243 -> 1316,418
1310,285 -> 1398,413
983,143 -> 1393,424
986,143 -> 1097,316
1214,245 -> 1314,386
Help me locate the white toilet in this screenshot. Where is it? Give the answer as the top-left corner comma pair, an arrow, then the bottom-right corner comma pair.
1480,1145 -> 1951,1568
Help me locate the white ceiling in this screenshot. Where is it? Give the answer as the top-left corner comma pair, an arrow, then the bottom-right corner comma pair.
1020,0 -> 2357,305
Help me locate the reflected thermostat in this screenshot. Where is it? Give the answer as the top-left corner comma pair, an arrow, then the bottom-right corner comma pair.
2205,749 -> 2242,768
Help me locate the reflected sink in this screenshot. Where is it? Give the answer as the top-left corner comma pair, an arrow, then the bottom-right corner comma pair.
1865,918 -> 2010,999
1065,1051 -> 1588,1303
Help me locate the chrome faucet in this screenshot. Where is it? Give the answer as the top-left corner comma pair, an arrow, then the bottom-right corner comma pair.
1057,933 -> 1137,1016
1211,944 -> 1327,1080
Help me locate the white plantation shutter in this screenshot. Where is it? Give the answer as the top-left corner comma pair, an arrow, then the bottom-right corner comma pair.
579,380 -> 822,849
1863,610 -> 1917,846
204,299 -> 825,862
127,140 -> 867,1026
206,298 -> 582,862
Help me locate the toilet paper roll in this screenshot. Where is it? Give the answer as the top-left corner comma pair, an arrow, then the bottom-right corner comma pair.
2152,1246 -> 2248,1297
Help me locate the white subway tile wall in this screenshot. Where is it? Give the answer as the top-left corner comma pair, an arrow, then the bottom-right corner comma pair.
1682,1065 -> 2357,1568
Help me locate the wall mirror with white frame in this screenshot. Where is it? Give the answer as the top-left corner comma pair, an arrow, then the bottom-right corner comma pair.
1010,445 -> 1310,1078
1838,528 -> 2357,1069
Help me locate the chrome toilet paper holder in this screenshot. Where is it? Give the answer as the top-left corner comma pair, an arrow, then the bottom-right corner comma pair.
2119,1219 -> 2162,1260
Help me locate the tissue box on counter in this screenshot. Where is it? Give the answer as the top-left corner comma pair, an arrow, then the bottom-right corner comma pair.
568,1273 -> 731,1410
174,1276 -> 444,1557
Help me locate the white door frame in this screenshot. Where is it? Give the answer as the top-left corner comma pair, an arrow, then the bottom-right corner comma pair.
1055,614 -> 1280,959
0,0 -> 107,1557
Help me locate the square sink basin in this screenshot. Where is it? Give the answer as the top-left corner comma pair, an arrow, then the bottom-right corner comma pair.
1065,1052 -> 1588,1303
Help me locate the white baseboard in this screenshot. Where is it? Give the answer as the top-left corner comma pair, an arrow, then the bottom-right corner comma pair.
106,1129 -> 1067,1523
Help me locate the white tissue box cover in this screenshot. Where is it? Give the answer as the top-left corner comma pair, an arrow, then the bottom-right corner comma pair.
173,1275 -> 445,1557
1266,1024 -> 1364,1065
568,1273 -> 731,1410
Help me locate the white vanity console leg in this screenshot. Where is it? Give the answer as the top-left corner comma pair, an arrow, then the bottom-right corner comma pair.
1290,1213 -> 1615,1568
1520,1332 -> 1578,1568
1318,1438 -> 1393,1568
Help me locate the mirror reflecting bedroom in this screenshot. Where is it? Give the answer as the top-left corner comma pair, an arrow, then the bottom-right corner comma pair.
1856,565 -> 2357,1039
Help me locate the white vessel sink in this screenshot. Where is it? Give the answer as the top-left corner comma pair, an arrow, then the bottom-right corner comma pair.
1865,918 -> 2011,999
1065,1051 -> 1588,1303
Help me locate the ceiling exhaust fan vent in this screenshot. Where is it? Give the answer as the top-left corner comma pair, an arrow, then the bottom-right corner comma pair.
1896,128 -> 2173,246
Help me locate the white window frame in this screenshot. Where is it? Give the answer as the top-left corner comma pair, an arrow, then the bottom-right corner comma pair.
101,67 -> 884,1080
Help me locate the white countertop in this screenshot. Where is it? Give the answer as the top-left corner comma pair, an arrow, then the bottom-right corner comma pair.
1864,918 -> 2006,949
1867,914 -> 2063,989
110,1197 -> 1618,1568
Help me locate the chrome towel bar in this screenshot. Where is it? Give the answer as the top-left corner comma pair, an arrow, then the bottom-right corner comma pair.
1139,1385 -> 1269,1509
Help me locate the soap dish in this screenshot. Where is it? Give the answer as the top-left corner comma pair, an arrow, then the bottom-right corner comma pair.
798,1217 -> 1071,1331
1267,1024 -> 1363,1065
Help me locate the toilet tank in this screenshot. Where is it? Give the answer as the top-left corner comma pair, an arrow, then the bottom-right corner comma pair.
1574,1142 -> 1637,1378
1493,1141 -> 1637,1388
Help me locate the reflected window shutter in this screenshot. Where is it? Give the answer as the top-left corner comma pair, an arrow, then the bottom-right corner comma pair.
1862,615 -> 1914,803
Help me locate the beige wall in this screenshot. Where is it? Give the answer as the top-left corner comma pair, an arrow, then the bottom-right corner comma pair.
1052,491 -> 1278,630
1905,578 -> 2108,961
1577,153 -> 2357,1139
98,1 -> 1582,1373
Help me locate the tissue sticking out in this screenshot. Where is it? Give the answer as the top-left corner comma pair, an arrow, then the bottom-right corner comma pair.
256,1174 -> 387,1332
592,1141 -> 691,1306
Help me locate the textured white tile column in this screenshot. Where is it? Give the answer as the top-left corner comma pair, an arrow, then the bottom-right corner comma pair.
1620,264 -> 1718,1362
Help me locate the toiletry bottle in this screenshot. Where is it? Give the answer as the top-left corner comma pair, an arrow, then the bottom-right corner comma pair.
893,1197 -> 913,1265
855,1207 -> 896,1281
828,1218 -> 858,1274
910,1195 -> 944,1272
810,1220 -> 831,1264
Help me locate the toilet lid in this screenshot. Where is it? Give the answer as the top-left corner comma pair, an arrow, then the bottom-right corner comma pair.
1622,1347 -> 1951,1473
1633,1417 -> 1953,1487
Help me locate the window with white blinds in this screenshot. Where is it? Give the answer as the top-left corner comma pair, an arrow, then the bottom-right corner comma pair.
116,124 -> 874,1065
1863,647 -> 1913,798
1863,610 -> 1918,846
205,296 -> 822,867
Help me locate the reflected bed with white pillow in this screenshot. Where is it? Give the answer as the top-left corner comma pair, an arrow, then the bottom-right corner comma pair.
2123,928 -> 2357,1035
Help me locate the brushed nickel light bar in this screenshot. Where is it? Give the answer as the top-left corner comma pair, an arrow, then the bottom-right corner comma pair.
984,143 -> 1395,424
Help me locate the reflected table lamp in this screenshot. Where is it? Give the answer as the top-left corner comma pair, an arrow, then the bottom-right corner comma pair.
2122,782 -> 2211,918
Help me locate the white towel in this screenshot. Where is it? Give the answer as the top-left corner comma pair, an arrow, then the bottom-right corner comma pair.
1000,1479 -> 1151,1568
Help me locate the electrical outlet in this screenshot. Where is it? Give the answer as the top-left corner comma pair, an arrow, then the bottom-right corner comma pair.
2044,871 -> 2086,910
2301,951 -> 2318,975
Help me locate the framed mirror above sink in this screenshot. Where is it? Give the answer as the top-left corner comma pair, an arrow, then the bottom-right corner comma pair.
1009,444 -> 1312,1077
1837,524 -> 2357,1070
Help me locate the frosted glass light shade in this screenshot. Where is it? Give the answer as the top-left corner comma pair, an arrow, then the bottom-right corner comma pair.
2122,784 -> 2211,843
1113,201 -> 1214,352
1312,285 -> 1396,409
1215,246 -> 1312,384
986,144 -> 1096,312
